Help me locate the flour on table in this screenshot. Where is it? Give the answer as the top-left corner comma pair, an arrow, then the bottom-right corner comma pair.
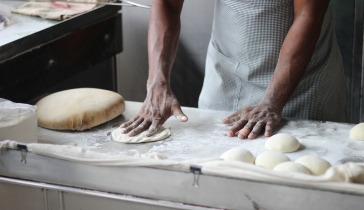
111,127 -> 171,144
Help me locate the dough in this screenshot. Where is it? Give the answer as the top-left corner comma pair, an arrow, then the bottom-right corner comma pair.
350,123 -> 364,141
111,127 -> 171,144
295,155 -> 331,175
220,147 -> 255,164
0,100 -> 37,143
265,133 -> 300,153
273,162 -> 311,175
36,88 -> 125,131
255,151 -> 290,169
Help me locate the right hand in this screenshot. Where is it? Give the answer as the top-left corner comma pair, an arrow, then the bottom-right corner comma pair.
120,83 -> 188,137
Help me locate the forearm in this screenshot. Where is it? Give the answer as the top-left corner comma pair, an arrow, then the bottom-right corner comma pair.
147,0 -> 184,88
262,0 -> 329,112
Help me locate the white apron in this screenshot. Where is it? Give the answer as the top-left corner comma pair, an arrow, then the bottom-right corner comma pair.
198,0 -> 346,122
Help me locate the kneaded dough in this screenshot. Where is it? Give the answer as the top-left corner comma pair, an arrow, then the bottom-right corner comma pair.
111,127 -> 171,144
273,162 -> 311,175
265,133 -> 300,153
220,147 -> 255,164
36,88 -> 125,131
350,123 -> 364,141
255,151 -> 290,169
295,155 -> 331,175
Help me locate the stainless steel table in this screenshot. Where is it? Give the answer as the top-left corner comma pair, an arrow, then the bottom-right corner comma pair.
1,102 -> 364,210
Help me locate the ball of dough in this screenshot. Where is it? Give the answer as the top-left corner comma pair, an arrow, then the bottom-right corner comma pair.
36,88 -> 125,131
295,155 -> 331,175
255,151 -> 290,169
265,133 -> 300,153
220,147 -> 255,164
273,162 -> 311,175
350,123 -> 364,141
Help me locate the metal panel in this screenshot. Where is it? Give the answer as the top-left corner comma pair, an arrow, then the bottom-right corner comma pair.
0,182 -> 46,210
0,177 -> 214,210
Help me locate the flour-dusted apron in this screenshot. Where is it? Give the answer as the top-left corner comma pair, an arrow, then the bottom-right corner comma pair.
198,0 -> 346,122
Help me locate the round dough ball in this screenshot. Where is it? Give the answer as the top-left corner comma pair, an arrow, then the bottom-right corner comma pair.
295,155 -> 331,175
265,133 -> 300,153
350,123 -> 364,141
273,162 -> 311,175
220,147 -> 255,164
255,151 -> 290,169
36,88 -> 125,131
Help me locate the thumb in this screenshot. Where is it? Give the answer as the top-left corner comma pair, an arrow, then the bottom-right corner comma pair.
171,104 -> 188,122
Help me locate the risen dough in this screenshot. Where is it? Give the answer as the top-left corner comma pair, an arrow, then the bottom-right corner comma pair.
36,88 -> 125,131
255,151 -> 290,169
220,147 -> 255,164
265,133 -> 300,153
295,155 -> 331,175
273,162 -> 311,175
111,127 -> 171,144
350,123 -> 364,141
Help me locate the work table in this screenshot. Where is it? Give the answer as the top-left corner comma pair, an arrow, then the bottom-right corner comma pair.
1,102 -> 364,210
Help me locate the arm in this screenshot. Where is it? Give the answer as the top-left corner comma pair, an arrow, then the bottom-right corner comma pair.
121,0 -> 187,136
224,0 -> 330,139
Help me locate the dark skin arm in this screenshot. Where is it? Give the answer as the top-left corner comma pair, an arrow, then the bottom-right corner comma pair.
223,0 -> 330,139
120,0 -> 187,136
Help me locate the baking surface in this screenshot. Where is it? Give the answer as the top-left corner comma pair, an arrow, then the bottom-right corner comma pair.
38,101 -> 364,164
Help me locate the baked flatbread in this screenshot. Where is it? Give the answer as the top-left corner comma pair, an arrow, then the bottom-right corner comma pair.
36,88 -> 125,131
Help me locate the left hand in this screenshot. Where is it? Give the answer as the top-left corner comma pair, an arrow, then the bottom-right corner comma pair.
223,103 -> 281,139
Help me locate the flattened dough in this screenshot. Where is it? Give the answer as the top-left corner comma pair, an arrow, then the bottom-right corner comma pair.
265,133 -> 300,153
350,123 -> 364,141
111,127 -> 171,144
220,147 -> 255,164
36,88 -> 125,131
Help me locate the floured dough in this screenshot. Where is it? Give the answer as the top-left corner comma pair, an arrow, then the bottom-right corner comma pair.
36,88 -> 125,131
295,155 -> 331,175
255,151 -> 290,169
273,162 -> 311,175
265,133 -> 300,153
350,123 -> 364,141
220,147 -> 255,164
111,127 -> 171,144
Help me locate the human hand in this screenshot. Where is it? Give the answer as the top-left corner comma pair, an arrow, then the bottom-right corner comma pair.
120,84 -> 188,137
223,103 -> 281,139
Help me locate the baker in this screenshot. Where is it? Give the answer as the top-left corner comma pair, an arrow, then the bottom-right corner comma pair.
120,0 -> 346,139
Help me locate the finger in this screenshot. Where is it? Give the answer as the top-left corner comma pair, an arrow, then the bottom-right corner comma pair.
248,121 -> 265,139
227,120 -> 247,137
171,104 -> 188,122
120,116 -> 140,128
122,117 -> 143,134
146,119 -> 162,137
223,113 -> 240,124
264,121 -> 274,137
128,120 -> 151,137
238,121 -> 256,139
